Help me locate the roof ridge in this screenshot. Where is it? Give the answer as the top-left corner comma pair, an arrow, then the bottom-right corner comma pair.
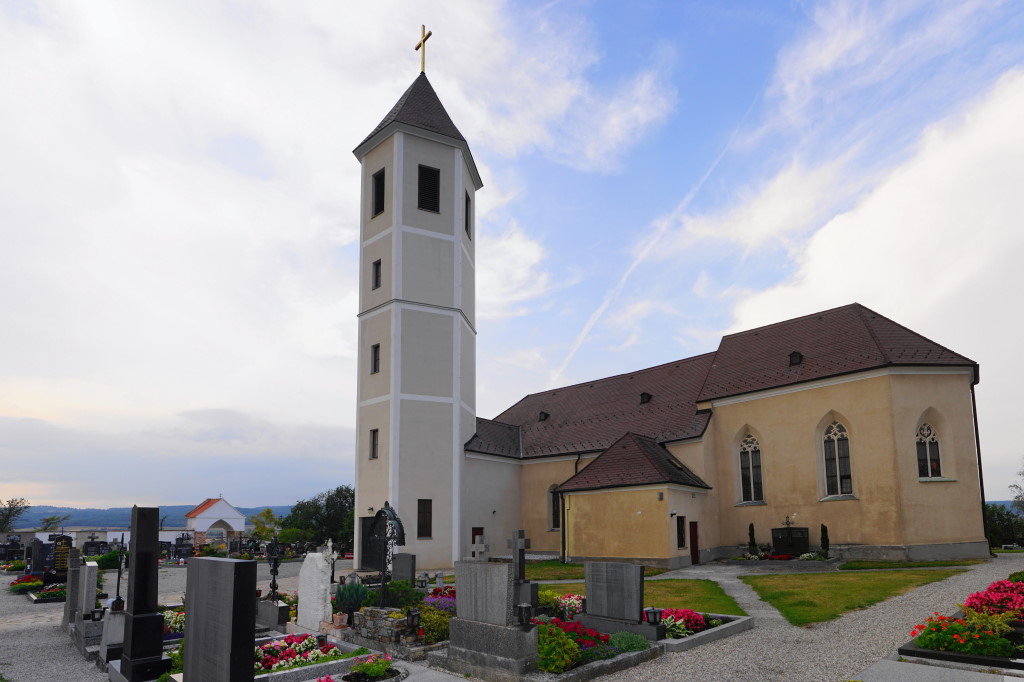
854,302 -> 973,365
851,303 -> 889,363
721,303 -> 860,339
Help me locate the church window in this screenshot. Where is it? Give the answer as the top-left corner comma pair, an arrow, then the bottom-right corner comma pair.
371,169 -> 385,217
418,165 -> 440,213
916,423 -> 942,477
549,485 -> 560,530
369,429 -> 379,459
417,499 -> 432,538
371,260 -> 382,290
676,516 -> 687,548
464,191 -> 472,238
370,344 -> 381,374
824,421 -> 853,496
739,434 -> 763,502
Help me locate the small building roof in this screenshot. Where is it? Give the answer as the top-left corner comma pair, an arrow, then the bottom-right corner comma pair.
556,433 -> 711,493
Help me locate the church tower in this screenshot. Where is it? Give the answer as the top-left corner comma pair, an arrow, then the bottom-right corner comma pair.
352,68 -> 482,569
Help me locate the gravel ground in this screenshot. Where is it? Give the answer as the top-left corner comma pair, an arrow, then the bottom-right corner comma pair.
599,554 -> 1024,682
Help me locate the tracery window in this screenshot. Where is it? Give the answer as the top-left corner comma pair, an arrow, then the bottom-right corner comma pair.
823,421 -> 852,496
916,423 -> 942,478
739,434 -> 763,502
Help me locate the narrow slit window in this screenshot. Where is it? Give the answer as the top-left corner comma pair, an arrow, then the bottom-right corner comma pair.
464,191 -> 472,238
676,516 -> 686,548
370,343 -> 381,374
550,486 -> 560,530
418,165 -> 440,213
369,428 -> 379,460
739,434 -> 763,502
417,499 -> 432,538
371,169 -> 385,217
371,259 -> 382,290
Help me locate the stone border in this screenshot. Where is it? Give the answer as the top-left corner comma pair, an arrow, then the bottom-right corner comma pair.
430,644 -> 662,682
897,638 -> 1024,671
28,591 -> 65,604
659,613 -> 754,652
252,635 -> 380,682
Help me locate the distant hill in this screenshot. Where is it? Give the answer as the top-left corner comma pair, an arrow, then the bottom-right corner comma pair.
15,504 -> 293,529
990,500 -> 1016,511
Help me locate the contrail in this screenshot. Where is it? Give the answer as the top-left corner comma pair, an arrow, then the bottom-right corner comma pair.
547,108 -> 752,389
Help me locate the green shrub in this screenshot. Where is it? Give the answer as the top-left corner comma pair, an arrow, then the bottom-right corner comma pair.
538,589 -> 560,611
820,524 -> 830,559
748,523 -> 757,555
419,605 -> 452,644
537,623 -> 579,673
7,560 -> 25,571
361,580 -> 423,609
1008,570 -> 1024,583
90,551 -> 121,571
338,581 -> 369,615
608,631 -> 649,652
958,603 -> 1016,636
168,641 -> 184,673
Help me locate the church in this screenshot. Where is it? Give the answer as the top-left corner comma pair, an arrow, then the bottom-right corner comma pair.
350,65 -> 988,570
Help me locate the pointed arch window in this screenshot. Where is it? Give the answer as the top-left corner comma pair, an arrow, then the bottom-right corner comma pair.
916,423 -> 942,478
739,434 -> 763,502
824,421 -> 852,496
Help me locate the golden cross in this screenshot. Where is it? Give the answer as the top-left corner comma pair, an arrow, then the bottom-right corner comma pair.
414,24 -> 432,73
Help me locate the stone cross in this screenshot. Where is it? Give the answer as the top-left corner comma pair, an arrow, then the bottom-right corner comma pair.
471,535 -> 490,562
322,538 -> 337,565
414,24 -> 433,73
506,530 -> 530,582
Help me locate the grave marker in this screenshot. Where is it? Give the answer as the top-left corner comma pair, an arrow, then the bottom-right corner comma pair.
62,548 -> 82,632
577,561 -> 663,641
183,558 -> 256,682
393,552 -> 416,584
296,552 -> 331,632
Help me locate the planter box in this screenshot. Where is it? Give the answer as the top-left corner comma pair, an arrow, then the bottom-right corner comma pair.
428,643 -> 661,682
252,637 -> 378,682
660,613 -> 754,652
897,638 -> 1024,671
28,591 -> 66,604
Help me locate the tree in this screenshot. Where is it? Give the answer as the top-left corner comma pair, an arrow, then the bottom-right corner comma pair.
0,498 -> 30,532
282,485 -> 355,551
248,508 -> 282,540
38,514 -> 71,532
985,503 -> 1024,548
1011,467 -> 1024,516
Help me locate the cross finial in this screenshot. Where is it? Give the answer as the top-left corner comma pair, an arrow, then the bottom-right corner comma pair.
415,24 -> 433,73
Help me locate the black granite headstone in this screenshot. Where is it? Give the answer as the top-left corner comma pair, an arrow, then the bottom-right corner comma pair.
99,542 -> 112,555
52,534 -> 73,582
116,506 -> 171,681
771,527 -> 809,555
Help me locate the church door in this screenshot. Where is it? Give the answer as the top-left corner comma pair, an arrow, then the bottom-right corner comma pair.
471,527 -> 484,558
689,521 -> 700,565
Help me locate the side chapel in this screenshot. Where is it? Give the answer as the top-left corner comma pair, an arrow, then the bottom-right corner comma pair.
351,56 -> 987,570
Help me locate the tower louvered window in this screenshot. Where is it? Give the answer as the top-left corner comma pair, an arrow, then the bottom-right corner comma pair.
372,169 -> 385,217
418,165 -> 440,212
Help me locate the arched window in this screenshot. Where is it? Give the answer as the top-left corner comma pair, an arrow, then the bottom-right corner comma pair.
916,423 -> 942,478
739,434 -> 763,502
823,421 -> 852,496
549,485 -> 561,530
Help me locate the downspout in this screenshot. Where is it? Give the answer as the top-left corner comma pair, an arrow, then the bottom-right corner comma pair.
559,492 -> 566,563
971,381 -> 990,555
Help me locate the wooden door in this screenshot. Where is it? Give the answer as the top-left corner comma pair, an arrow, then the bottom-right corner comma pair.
689,521 -> 700,565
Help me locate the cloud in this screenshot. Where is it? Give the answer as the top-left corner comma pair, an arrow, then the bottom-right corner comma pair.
477,220 -> 552,319
605,299 -> 676,351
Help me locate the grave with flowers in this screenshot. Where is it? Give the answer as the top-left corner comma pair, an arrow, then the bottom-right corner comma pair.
898,573 -> 1024,671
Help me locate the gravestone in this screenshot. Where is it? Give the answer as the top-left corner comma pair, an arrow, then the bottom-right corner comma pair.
108,506 -> 171,682
467,535 -> 490,562
346,571 -> 361,585
506,530 -> 538,607
576,561 -> 663,641
52,534 -> 73,584
433,571 -> 444,591
98,542 -> 112,556
296,551 -> 331,631
771,526 -> 809,555
393,552 -> 416,584
100,609 -> 127,668
432,560 -> 538,678
157,541 -> 171,558
62,548 -> 83,632
183,558 -> 256,682
72,561 -> 104,655
83,541 -> 102,557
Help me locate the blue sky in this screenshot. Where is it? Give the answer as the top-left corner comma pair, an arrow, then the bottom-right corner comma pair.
1,0 -> 1022,509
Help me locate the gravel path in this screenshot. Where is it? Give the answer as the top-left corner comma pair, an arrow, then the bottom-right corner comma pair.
601,554 -> 1024,682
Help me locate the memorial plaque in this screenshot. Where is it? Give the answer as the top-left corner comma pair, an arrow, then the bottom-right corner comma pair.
584,562 -> 643,623
53,535 -> 73,575
771,527 -> 809,555
454,561 -> 515,626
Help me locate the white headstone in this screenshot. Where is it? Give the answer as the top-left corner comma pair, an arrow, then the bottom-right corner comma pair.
296,552 -> 331,631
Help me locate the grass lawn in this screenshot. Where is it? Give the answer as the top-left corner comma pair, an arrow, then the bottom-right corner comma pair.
839,559 -> 985,570
525,560 -> 667,581
538,579 -> 746,616
741,569 -> 965,626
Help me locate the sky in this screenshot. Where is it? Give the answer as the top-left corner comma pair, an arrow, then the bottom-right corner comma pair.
1,0 -> 1022,510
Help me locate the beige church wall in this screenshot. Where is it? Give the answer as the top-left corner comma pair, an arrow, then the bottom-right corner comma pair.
707,374 -> 907,551
563,488 -> 671,563
397,399 -> 454,569
401,231 -> 456,309
518,455 -> 599,552
461,455 -> 522,560
402,135 -> 455,235
360,232 -> 392,312
888,372 -> 985,546
400,308 -> 454,397
664,487 -> 716,562
361,136 -> 394,240
356,399 -> 390,511
460,253 -> 475,327
358,310 -> 392,402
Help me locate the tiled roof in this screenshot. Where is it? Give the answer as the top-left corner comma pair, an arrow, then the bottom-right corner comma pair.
696,303 -> 976,401
355,73 -> 466,152
185,498 -> 220,518
465,418 -> 521,458
489,353 -> 716,458
556,433 -> 711,492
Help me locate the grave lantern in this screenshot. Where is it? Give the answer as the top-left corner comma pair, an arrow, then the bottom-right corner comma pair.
516,602 -> 534,626
415,572 -> 429,589
644,606 -> 663,624
407,608 -> 421,629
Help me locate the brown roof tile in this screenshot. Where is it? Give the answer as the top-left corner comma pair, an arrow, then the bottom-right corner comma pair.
556,433 -> 710,492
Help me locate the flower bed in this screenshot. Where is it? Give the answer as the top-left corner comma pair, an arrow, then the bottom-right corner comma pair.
8,575 -> 42,594
899,576 -> 1024,669
28,583 -> 67,603
659,612 -> 755,652
254,634 -> 367,676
